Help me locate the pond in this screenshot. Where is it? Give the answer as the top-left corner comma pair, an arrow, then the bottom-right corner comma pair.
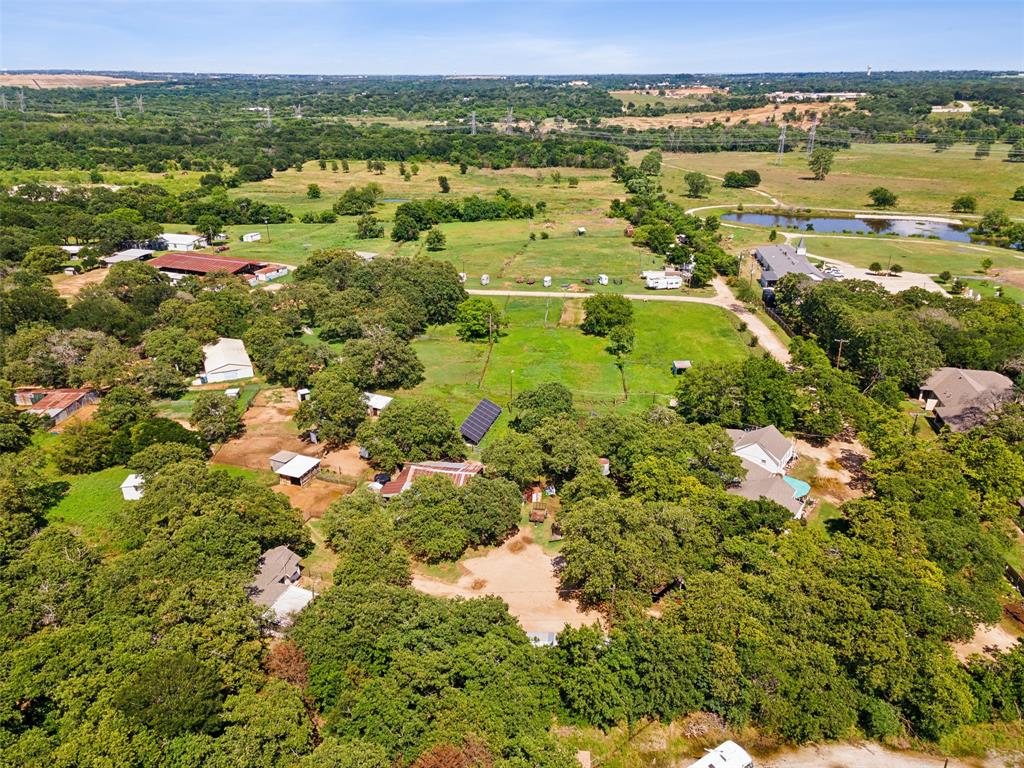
722,211 -> 974,243
382,198 -> 411,203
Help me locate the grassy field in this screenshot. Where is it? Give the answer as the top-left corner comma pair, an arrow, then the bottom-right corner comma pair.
658,143 -> 1024,216
794,234 -> 1023,273
406,297 -> 752,450
156,382 -> 262,420
46,466 -> 131,551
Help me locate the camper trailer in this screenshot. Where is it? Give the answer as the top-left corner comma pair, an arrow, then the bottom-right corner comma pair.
543,276 -> 552,287
645,274 -> 683,290
480,274 -> 490,286
598,274 -> 609,286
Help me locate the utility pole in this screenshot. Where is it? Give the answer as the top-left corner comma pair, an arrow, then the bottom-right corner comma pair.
135,95 -> 144,115
775,123 -> 787,165
835,338 -> 849,368
17,89 -> 26,112
470,111 -> 477,135
263,218 -> 271,243
806,119 -> 817,157
113,96 -> 123,119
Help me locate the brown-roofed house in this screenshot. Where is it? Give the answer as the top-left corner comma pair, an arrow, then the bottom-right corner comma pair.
380,460 -> 484,498
14,388 -> 98,425
919,367 -> 1016,432
249,545 -> 314,626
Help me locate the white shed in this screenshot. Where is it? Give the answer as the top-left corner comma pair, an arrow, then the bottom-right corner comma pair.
241,232 -> 262,243
686,741 -> 753,768
200,338 -> 254,383
364,392 -> 393,417
120,473 -> 145,501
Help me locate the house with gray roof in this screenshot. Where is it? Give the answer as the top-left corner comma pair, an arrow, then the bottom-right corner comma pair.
726,425 -> 795,476
249,545 -> 314,626
725,426 -> 807,518
753,242 -> 828,291
919,367 -> 1016,432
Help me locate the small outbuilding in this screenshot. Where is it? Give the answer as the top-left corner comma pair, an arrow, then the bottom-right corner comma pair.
158,233 -> 207,251
671,360 -> 692,375
576,226 -> 587,236
102,248 -> 154,265
270,451 -> 322,486
364,392 -> 393,417
686,741 -> 753,768
297,388 -> 311,402
253,264 -> 289,282
241,232 -> 262,243
16,388 -> 98,425
355,251 -> 378,262
598,457 -> 610,476
120,473 -> 145,501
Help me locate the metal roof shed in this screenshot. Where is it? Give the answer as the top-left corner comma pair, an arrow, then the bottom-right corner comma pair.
460,398 -> 502,444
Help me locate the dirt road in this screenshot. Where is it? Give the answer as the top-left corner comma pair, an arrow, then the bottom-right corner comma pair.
758,742 -> 1004,768
467,278 -> 791,364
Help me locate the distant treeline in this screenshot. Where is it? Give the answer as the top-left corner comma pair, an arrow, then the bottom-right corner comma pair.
0,116 -> 627,172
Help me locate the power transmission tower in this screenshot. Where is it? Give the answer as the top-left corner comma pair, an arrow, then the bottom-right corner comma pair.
113,96 -> 123,119
293,104 -> 302,119
0,93 -> 7,110
554,114 -> 564,132
135,95 -> 144,115
503,107 -> 514,134
775,123 -> 787,165
806,119 -> 817,156
470,111 -> 477,135
264,106 -> 272,128
17,89 -> 26,112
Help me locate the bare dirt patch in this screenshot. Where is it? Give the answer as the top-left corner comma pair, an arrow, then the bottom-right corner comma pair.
794,437 -> 872,503
272,479 -> 349,522
0,74 -> 158,89
50,269 -> 108,299
761,743 -> 998,768
412,529 -> 601,634
319,445 -> 372,482
211,387 -> 313,471
603,100 -> 854,131
952,621 -> 1022,663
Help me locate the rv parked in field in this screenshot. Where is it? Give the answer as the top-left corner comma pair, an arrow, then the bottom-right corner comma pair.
645,273 -> 683,290
480,274 -> 490,286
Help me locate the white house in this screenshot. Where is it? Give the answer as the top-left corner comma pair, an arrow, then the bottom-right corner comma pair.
158,233 -> 207,250
254,264 -> 288,282
241,232 -> 262,243
686,741 -> 753,768
726,425 -> 795,476
61,244 -> 84,259
120,473 -> 145,501
364,392 -> 393,417
199,337 -> 254,383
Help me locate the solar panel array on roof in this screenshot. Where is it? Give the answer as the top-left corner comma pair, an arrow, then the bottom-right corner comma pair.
460,398 -> 502,444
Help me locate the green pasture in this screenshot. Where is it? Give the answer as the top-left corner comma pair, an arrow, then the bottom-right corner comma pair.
657,143 -> 1024,216
795,235 -> 1022,274
156,382 -> 262,420
46,466 -> 131,552
405,297 -> 752,450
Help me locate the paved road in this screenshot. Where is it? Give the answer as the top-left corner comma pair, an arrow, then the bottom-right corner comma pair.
467,277 -> 791,365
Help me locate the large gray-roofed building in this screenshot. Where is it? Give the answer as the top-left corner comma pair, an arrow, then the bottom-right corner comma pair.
754,241 -> 828,289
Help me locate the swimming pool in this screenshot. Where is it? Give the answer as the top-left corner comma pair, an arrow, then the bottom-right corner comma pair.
783,475 -> 811,499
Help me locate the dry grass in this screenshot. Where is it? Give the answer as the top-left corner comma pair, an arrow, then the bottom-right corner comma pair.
0,74 -> 159,89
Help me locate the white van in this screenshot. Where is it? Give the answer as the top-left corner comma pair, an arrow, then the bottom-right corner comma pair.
598,274 -> 609,286
645,274 -> 683,290
543,276 -> 552,287
480,274 -> 490,286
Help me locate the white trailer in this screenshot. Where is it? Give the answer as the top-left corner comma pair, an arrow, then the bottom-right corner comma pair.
480,274 -> 490,286
598,274 -> 609,286
645,274 -> 683,290
543,276 -> 552,287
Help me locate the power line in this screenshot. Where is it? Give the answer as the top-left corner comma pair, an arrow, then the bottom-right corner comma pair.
470,110 -> 477,135
775,124 -> 787,164
135,95 -> 144,115
113,96 -> 123,119
17,89 -> 25,113
806,119 -> 818,156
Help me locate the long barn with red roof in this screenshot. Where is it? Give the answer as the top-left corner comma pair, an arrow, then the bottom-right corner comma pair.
148,251 -> 266,281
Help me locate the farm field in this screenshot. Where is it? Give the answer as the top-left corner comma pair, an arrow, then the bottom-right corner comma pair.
793,235 -> 1023,274
46,466 -> 131,552
407,297 -> 753,449
657,143 -> 1024,216
605,99 -> 852,130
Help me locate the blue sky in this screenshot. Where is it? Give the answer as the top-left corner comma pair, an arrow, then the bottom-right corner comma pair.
2,1 -> 1022,75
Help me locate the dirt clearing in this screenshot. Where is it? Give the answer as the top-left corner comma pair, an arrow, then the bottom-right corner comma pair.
602,100 -> 854,131
272,479 -> 349,521
50,269 -> 108,299
559,299 -> 585,327
0,74 -> 158,88
413,529 -> 600,634
761,743 -> 1001,767
793,437 -> 871,503
319,445 -> 371,482
211,387 -> 310,471
952,621 -> 1022,663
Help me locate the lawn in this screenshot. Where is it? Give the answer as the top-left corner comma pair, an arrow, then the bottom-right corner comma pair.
46,466 -> 131,552
795,234 -> 1018,272
156,382 -> 262,420
657,143 -> 1024,217
406,297 -> 752,450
